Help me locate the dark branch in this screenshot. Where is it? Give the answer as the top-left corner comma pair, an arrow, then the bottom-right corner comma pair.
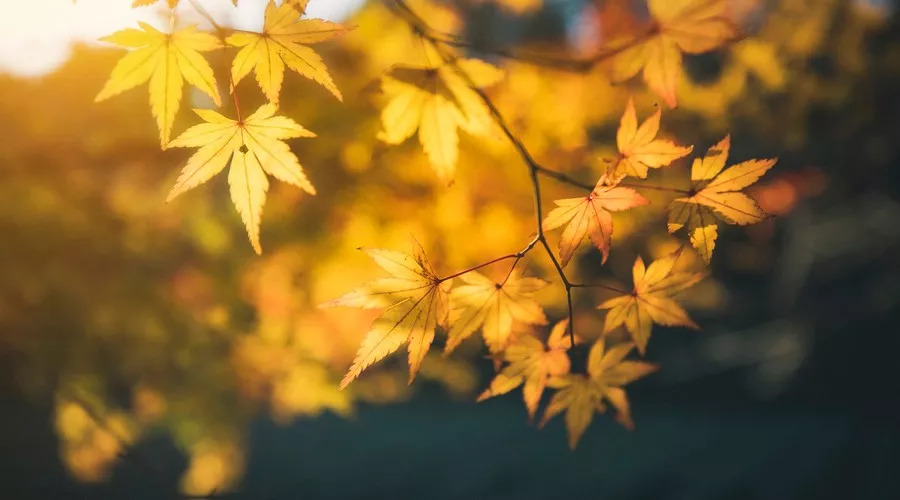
386,0 -> 588,345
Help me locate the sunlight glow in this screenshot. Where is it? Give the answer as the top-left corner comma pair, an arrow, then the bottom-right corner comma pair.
0,0 -> 364,77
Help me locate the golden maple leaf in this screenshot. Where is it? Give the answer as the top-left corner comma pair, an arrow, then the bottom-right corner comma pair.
608,97 -> 692,180
95,22 -> 222,148
539,338 -> 657,448
610,0 -> 739,107
166,103 -> 316,254
477,319 -> 574,419
542,175 -> 649,267
378,58 -> 504,182
597,248 -> 705,354
668,135 -> 776,262
322,243 -> 452,388
226,0 -> 347,104
444,269 -> 548,354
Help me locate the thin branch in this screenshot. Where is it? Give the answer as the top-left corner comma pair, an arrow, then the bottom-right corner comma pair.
186,0 -> 243,121
187,0 -> 223,31
439,254 -> 518,282
569,282 -> 630,294
399,8 -> 653,73
534,165 -> 595,191
619,181 -> 690,194
388,0 -> 589,345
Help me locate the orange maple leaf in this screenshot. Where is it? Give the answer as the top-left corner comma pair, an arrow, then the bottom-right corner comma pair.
597,247 -> 705,354
610,0 -> 739,107
542,176 -> 649,267
668,135 -> 777,262
609,97 -> 692,180
477,319 -> 574,419
539,338 -> 657,448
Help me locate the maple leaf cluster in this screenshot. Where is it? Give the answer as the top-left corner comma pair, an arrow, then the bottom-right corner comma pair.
97,0 -> 345,253
324,240 -> 708,448
94,0 -> 781,449
325,0 -> 777,448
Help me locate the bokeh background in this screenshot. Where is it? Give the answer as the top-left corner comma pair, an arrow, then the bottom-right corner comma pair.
2,0 -> 900,498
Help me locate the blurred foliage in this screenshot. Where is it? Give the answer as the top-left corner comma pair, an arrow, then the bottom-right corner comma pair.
0,0 -> 896,494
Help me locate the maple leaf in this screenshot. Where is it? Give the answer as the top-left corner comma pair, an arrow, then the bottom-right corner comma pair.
539,338 -> 657,448
608,97 -> 692,180
322,243 -> 452,388
379,58 -> 504,182
477,319 -> 574,419
166,103 -> 316,254
610,0 -> 739,107
226,0 -> 347,104
96,22 -> 222,148
444,269 -> 548,354
542,175 -> 649,267
668,135 -> 777,262
597,248 -> 705,354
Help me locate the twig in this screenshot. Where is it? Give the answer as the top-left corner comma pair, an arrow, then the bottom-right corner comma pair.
186,0 -> 243,121
397,7 -> 653,73
387,0 -> 592,344
439,254 -> 519,282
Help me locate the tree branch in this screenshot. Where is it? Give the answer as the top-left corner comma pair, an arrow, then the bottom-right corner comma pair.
388,0 -> 591,344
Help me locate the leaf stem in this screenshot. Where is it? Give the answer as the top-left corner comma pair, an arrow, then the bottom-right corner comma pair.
438,254 -> 519,282
186,0 -> 243,122
619,181 -> 690,194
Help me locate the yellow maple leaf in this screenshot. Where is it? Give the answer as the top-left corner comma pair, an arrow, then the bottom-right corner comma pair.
322,243 -> 452,388
96,22 -> 222,148
445,269 -> 548,354
379,58 -> 504,182
610,0 -> 738,107
166,103 -> 316,254
542,175 -> 649,267
539,338 -> 657,448
668,135 -> 777,262
477,319 -> 574,419
226,0 -> 347,104
609,97 -> 692,180
597,248 -> 705,354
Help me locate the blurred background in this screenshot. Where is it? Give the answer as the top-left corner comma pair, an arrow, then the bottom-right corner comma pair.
2,0 -> 900,498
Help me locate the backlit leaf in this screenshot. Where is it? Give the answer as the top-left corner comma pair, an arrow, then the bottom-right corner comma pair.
378,59 -> 503,183
597,248 -> 705,353
445,269 -> 548,354
322,243 -> 452,387
610,0 -> 739,107
96,23 -> 222,147
667,135 -> 777,262
542,175 -> 649,267
477,319 -> 574,419
610,97 -> 692,180
539,337 -> 656,448
226,0 -> 348,104
166,103 -> 316,254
